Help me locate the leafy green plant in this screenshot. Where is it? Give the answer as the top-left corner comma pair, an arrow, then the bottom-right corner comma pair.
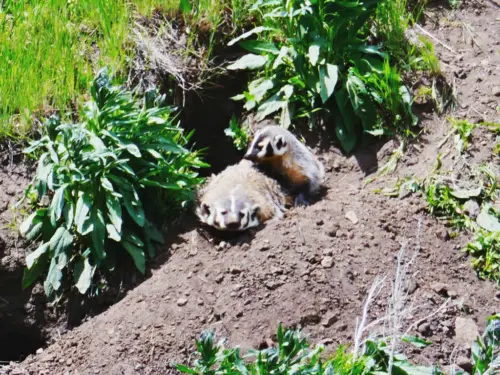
18,68 -> 207,298
224,114 -> 251,151
449,118 -> 476,154
458,314 -> 500,375
226,0 -> 417,153
177,323 -> 447,375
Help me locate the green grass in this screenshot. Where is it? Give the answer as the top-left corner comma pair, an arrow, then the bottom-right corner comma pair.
0,0 -> 134,138
0,0 -> 251,140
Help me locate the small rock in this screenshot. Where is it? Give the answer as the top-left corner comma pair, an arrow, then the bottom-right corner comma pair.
447,290 -> 458,298
431,282 -> 449,295
215,274 -> 224,283
264,280 -> 284,290
492,86 -> 500,97
326,225 -> 339,237
66,358 -> 73,366
321,256 -> 334,268
258,241 -> 270,251
455,317 -> 479,349
270,266 -> 283,275
345,211 -> 359,224
230,266 -> 242,274
418,322 -> 432,336
233,283 -> 244,291
36,348 -> 44,355
316,219 -> 324,226
436,228 -> 450,241
321,313 -> 338,327
403,279 -> 418,295
177,298 -> 188,306
456,355 -> 473,373
197,298 -> 204,305
463,199 -> 480,219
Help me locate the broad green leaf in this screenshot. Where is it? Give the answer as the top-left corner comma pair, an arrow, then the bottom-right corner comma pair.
319,64 -> 338,103
308,44 -> 320,66
19,208 -> 47,241
357,45 -> 388,58
44,257 -> 63,296
281,84 -> 294,99
227,26 -> 272,46
248,78 -> 274,103
450,187 -> 482,199
239,40 -> 279,55
49,184 -> 67,226
101,177 -> 114,192
73,257 -> 95,294
26,242 -> 50,269
402,335 -> 432,348
22,250 -> 48,289
120,142 -> 141,158
75,192 -> 92,234
62,203 -> 75,230
227,54 -> 268,70
49,227 -> 74,256
106,195 -> 122,242
175,365 -> 199,375
120,187 -> 145,227
122,239 -> 146,274
280,103 -> 292,129
91,210 -> 106,260
335,89 -> 359,153
477,205 -> 500,232
256,93 -> 286,121
88,133 -> 107,152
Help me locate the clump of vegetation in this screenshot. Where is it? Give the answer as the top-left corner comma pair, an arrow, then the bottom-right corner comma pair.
177,323 -> 450,375
18,69 -> 207,298
224,115 -> 251,151
226,0 -> 418,153
458,314 -> 500,375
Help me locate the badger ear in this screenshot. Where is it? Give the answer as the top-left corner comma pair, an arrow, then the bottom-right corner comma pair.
274,135 -> 287,150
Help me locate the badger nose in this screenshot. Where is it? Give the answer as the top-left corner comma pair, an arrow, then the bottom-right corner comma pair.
243,151 -> 257,161
225,214 -> 241,230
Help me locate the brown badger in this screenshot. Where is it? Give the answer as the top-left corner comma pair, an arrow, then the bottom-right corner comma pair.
196,159 -> 289,231
244,125 -> 325,206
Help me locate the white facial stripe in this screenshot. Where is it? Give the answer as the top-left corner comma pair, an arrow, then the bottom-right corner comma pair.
257,139 -> 269,158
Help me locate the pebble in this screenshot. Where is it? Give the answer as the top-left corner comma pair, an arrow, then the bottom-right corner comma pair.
463,199 -> 480,219
321,256 -> 334,268
177,298 -> 188,306
457,355 -> 473,373
345,211 -> 359,224
230,266 -> 242,274
417,322 -> 432,336
492,86 -> 500,97
431,282 -> 449,295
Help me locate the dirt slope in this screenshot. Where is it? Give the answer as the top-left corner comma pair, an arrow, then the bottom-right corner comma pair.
3,1 -> 500,375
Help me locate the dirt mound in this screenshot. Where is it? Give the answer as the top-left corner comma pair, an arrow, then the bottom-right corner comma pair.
1,1 -> 499,374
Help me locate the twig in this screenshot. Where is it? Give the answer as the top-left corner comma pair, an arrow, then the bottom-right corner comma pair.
295,220 -> 306,245
415,24 -> 457,54
462,22 -> 486,54
353,275 -> 387,358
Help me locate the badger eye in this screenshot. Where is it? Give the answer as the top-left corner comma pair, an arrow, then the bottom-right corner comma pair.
251,212 -> 257,221
221,210 -> 227,215
239,211 -> 245,219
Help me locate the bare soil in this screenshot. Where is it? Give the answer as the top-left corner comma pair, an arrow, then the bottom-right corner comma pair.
1,1 -> 499,374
